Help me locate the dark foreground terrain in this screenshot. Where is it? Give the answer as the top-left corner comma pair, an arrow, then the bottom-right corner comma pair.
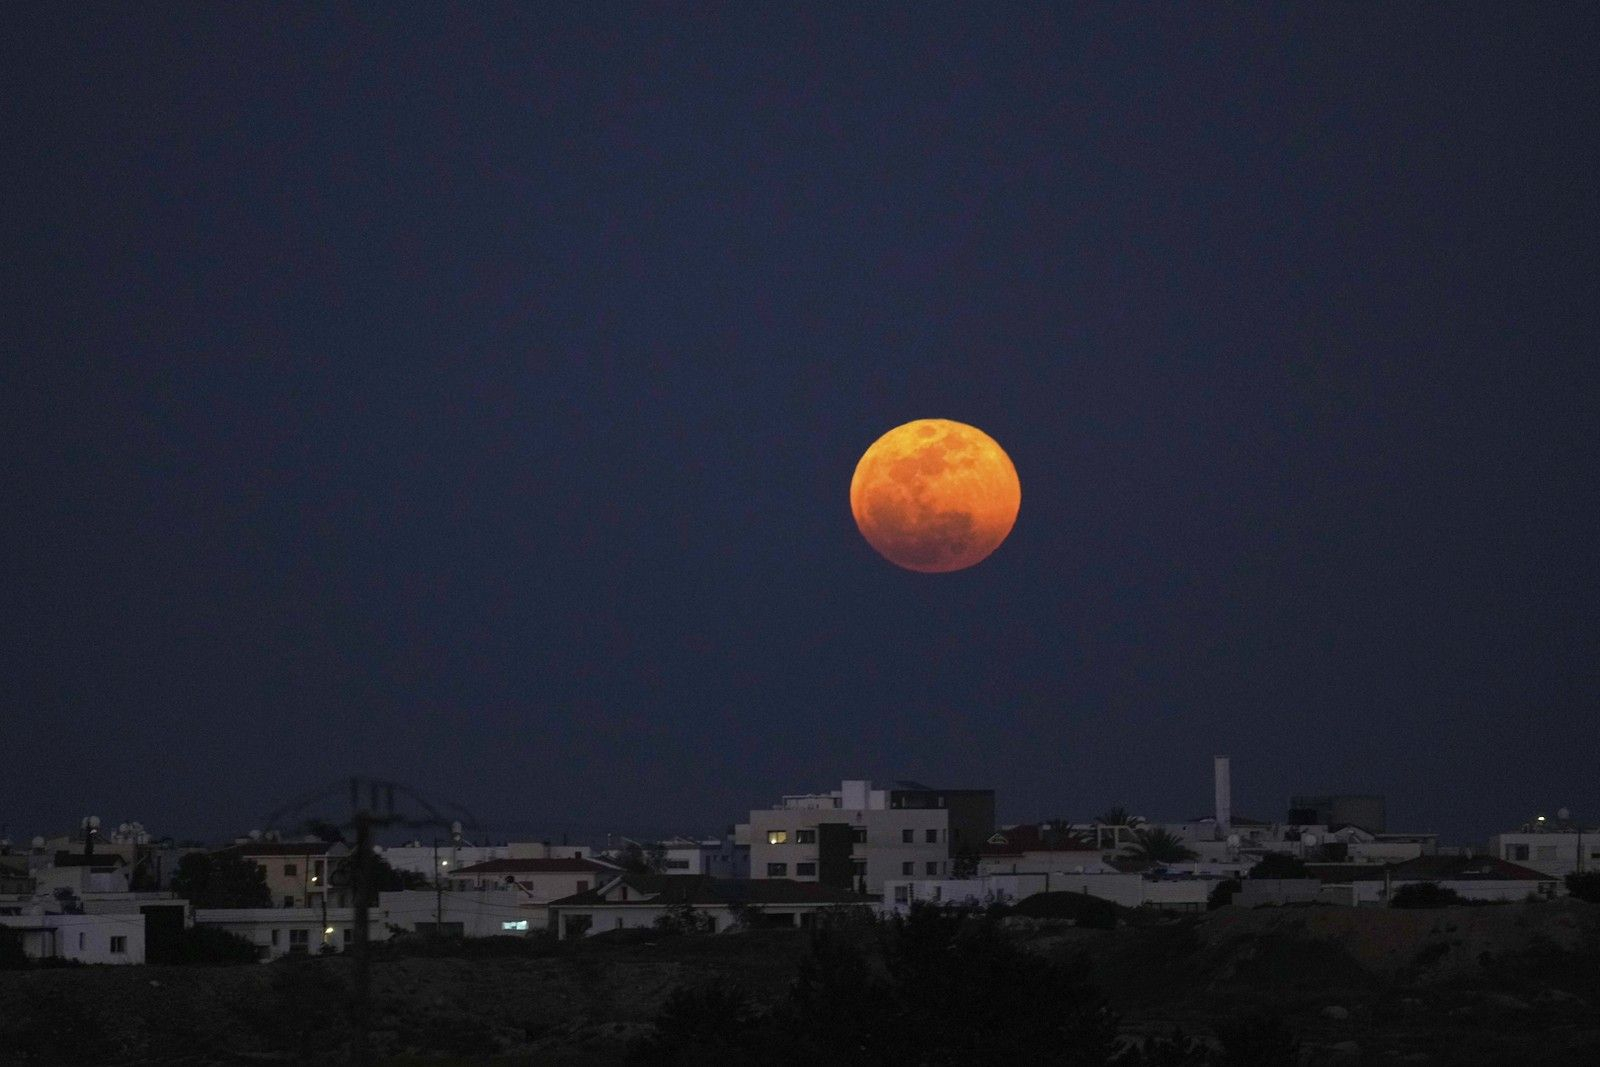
2,899 -> 1597,1066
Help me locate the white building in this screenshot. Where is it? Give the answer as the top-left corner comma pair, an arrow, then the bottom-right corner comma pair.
192,906 -> 385,960
0,908 -> 146,964
378,889 -> 544,938
378,840 -> 595,882
655,836 -> 750,880
1489,826 -> 1598,879
1295,856 -> 1561,906
741,780 -> 955,893
547,874 -> 869,939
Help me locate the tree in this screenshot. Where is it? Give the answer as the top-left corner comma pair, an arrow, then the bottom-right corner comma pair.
362,853 -> 428,902
1390,882 -> 1462,909
172,925 -> 260,965
654,901 -> 715,935
1208,878 -> 1242,910
605,841 -> 667,874
1095,806 -> 1133,827
1247,853 -> 1310,879
171,852 -> 272,909
1126,828 -> 1198,865
1564,870 -> 1600,903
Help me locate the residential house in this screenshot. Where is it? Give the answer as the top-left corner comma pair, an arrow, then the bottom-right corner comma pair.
1489,822 -> 1598,879
193,906 -> 384,959
1291,855 -> 1561,906
547,874 -> 869,939
448,857 -> 614,913
0,907 -> 146,964
218,839 -> 350,909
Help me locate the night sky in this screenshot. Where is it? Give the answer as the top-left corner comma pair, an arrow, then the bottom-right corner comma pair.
4,5 -> 1596,845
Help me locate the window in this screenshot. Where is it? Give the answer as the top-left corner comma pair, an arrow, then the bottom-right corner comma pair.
851,859 -> 866,876
282,896 -> 295,909
1510,844 -> 1529,861
284,863 -> 297,877
501,920 -> 529,931
902,829 -> 914,843
851,827 -> 867,844
343,929 -> 352,943
796,862 -> 816,877
926,862 -> 940,876
110,936 -> 127,954
901,861 -> 914,876
288,929 -> 309,953
894,886 -> 909,903
767,830 -> 788,845
767,862 -> 788,876
78,932 -> 85,950
925,829 -> 938,844
796,829 -> 816,844
577,880 -> 589,892
271,929 -> 280,946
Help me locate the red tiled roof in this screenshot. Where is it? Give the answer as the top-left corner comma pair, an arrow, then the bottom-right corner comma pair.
454,858 -> 610,875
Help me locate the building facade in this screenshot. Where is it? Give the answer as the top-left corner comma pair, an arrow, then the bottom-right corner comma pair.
743,780 -> 960,893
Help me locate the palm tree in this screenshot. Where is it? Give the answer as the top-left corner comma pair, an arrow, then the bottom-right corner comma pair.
1125,827 -> 1197,865
1094,806 -> 1132,827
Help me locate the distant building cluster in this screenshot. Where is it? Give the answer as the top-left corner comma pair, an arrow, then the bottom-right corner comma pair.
2,759 -> 1592,965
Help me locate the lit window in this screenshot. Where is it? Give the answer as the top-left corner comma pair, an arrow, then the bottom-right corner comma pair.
796,862 -> 816,877
502,920 -> 529,931
767,862 -> 788,876
767,831 -> 788,845
110,936 -> 127,954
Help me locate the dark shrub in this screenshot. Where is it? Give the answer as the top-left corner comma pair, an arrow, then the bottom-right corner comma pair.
1391,882 -> 1463,909
172,925 -> 260,965
1208,878 -> 1242,910
1564,870 -> 1600,903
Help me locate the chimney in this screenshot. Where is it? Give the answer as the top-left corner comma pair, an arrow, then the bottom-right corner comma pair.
1214,756 -> 1232,838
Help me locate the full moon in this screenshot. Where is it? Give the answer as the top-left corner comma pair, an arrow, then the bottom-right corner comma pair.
850,419 -> 1021,573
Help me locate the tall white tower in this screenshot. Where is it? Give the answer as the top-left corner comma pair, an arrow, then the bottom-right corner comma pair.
1214,755 -> 1232,838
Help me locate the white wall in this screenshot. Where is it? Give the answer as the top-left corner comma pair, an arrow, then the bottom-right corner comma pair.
1490,833 -> 1599,878
0,912 -> 145,964
193,907 -> 385,959
379,890 -> 546,936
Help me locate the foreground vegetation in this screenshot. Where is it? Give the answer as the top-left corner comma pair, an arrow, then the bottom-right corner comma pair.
2,898 -> 1598,1065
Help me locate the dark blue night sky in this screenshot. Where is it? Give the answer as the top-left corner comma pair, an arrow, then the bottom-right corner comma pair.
4,5 -> 1596,843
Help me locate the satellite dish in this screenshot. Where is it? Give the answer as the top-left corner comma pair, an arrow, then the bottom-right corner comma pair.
1558,807 -> 1571,821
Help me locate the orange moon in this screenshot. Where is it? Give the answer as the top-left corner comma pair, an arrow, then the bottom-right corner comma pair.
850,419 -> 1021,573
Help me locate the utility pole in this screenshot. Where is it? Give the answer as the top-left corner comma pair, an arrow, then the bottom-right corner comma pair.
262,775 -> 481,1067
433,837 -> 443,931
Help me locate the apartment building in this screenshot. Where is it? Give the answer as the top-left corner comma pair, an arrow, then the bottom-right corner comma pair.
743,779 -> 985,893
